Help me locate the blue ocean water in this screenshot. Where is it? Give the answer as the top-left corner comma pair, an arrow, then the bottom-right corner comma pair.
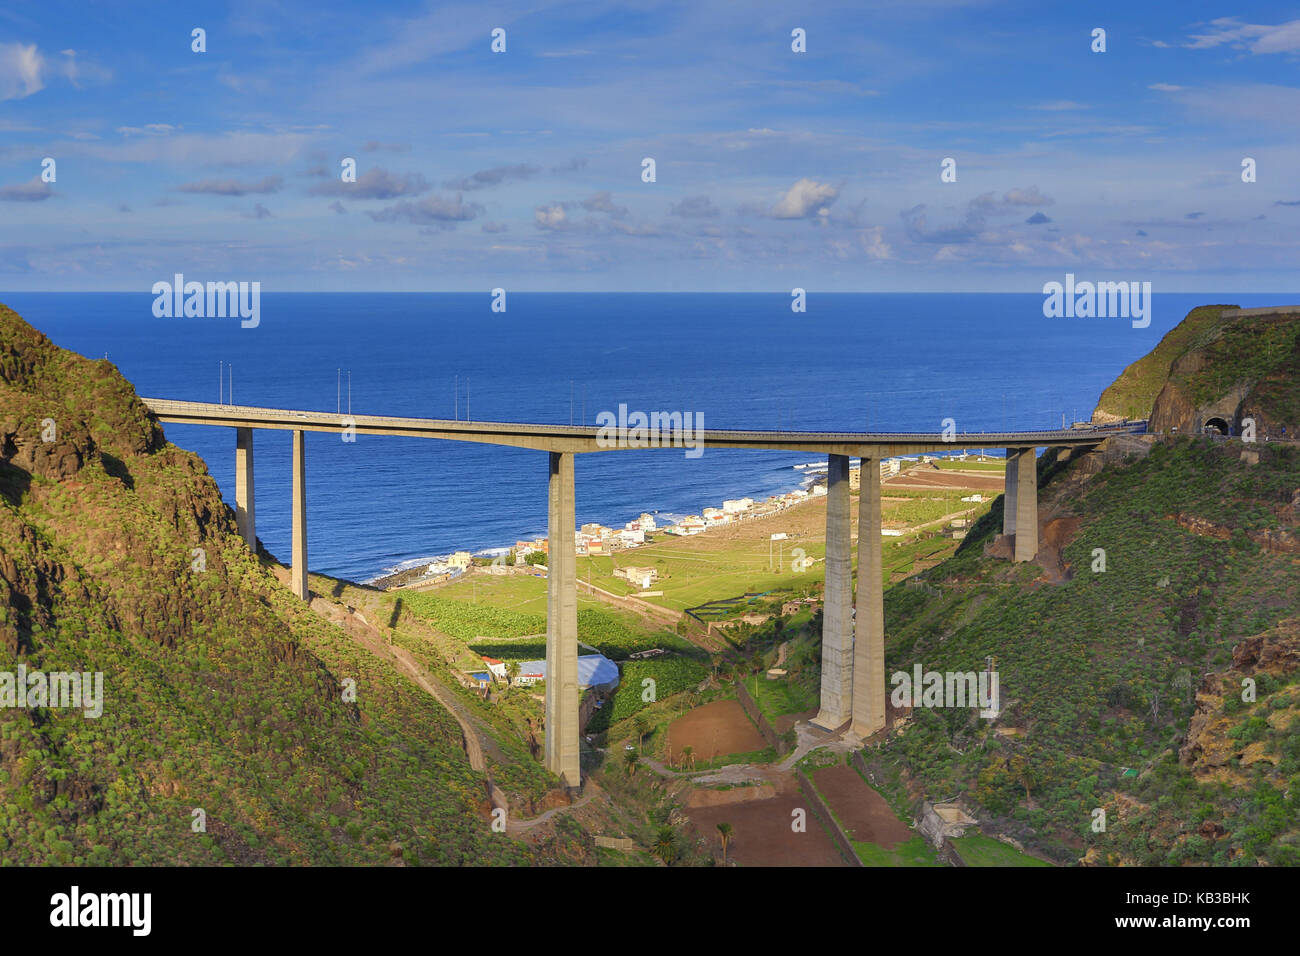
2,292 -> 1288,581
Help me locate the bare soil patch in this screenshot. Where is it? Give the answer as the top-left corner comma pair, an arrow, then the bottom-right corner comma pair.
685,774 -> 847,866
886,471 -> 1005,492
811,763 -> 912,849
666,698 -> 767,761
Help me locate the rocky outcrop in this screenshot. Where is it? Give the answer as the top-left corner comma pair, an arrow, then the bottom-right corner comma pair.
1180,619 -> 1300,773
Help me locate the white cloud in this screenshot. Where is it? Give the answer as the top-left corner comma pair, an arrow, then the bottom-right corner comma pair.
1185,17 -> 1300,54
535,204 -> 567,229
0,42 -> 44,101
1148,83 -> 1184,92
770,178 -> 839,219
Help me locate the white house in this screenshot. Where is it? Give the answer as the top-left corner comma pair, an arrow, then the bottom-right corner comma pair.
723,498 -> 754,514
615,566 -> 657,589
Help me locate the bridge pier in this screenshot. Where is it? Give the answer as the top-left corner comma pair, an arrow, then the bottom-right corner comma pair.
814,454 -> 853,731
851,456 -> 885,738
1002,452 -> 1018,536
291,429 -> 308,599
235,427 -> 256,552
544,451 -> 581,787
1013,447 -> 1038,562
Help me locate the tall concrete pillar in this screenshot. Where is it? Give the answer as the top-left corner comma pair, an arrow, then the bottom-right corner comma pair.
851,457 -> 885,738
1002,452 -> 1018,536
235,427 -> 256,552
290,429 -> 308,599
544,451 -> 581,787
814,454 -> 853,731
1014,447 -> 1038,562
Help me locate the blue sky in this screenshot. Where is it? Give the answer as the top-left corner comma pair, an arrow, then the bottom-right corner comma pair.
2,0 -> 1299,291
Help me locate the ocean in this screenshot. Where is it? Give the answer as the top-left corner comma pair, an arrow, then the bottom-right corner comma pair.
2,292 -> 1286,582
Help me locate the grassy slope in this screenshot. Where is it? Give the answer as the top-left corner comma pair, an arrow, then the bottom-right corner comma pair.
0,305 -> 537,865
869,438 -> 1300,865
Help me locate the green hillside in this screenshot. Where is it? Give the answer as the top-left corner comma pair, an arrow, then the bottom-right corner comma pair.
0,305 -> 546,865
864,437 -> 1300,865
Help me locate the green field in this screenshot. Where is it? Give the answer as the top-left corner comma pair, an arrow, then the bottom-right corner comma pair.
950,833 -> 1053,866
851,835 -> 943,866
749,673 -> 818,723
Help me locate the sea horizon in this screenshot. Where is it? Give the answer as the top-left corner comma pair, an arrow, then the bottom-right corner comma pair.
5,290 -> 1296,581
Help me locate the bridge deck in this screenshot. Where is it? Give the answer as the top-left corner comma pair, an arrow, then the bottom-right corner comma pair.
140,397 -> 1143,455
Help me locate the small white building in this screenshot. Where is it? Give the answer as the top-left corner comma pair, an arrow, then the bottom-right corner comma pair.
723,497 -> 754,514
615,566 -> 657,589
637,513 -> 657,531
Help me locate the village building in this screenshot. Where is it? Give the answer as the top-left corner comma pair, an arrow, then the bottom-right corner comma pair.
614,566 -> 658,589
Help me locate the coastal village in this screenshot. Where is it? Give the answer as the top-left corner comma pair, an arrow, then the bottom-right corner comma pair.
394,456 -> 919,589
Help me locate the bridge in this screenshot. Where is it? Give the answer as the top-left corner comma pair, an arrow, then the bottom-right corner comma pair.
142,397 -> 1143,787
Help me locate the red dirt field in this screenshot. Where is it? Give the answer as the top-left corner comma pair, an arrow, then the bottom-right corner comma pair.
666,698 -> 767,761
685,775 -> 848,867
811,763 -> 912,849
885,471 -> 1005,492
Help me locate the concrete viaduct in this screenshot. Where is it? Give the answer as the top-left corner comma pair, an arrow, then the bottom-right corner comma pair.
141,397 -> 1140,787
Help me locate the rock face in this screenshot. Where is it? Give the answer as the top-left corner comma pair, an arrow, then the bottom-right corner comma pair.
1180,619 -> 1300,773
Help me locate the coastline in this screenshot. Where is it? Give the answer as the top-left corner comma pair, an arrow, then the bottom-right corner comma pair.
364,464 -> 830,590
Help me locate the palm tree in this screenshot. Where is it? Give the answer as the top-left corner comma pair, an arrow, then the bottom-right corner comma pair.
681,745 -> 695,770
505,661 -> 520,688
716,822 -> 733,865
653,825 -> 678,866
634,714 -> 649,751
624,746 -> 639,776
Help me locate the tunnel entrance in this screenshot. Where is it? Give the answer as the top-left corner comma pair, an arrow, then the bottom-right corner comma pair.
1205,417 -> 1230,435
